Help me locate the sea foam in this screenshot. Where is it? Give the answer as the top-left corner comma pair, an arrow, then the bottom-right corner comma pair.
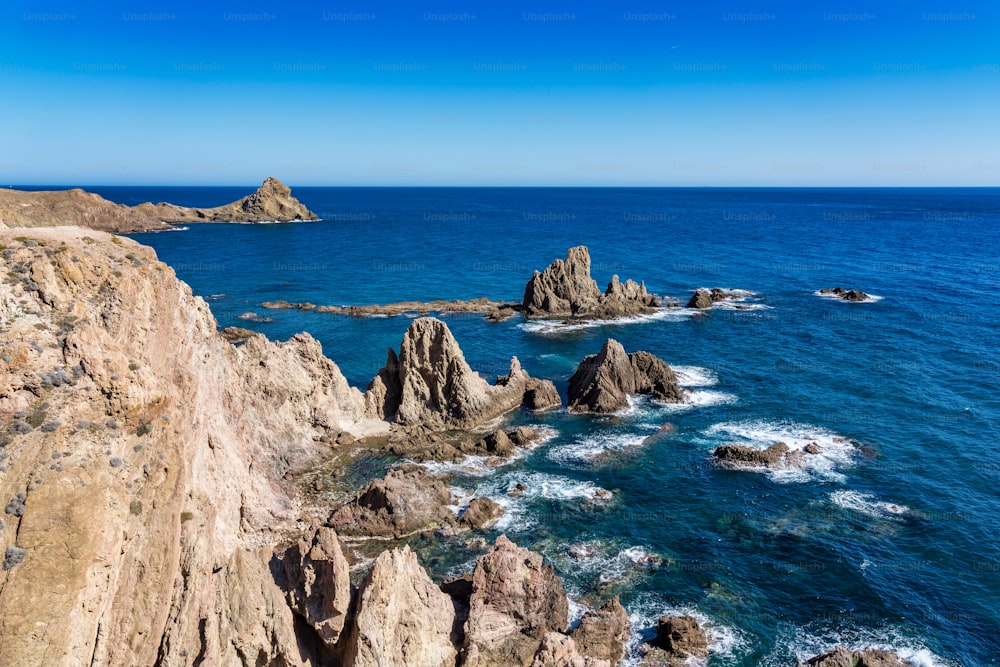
700,420 -> 859,483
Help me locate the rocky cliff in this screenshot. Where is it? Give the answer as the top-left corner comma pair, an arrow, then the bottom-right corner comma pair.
133,176 -> 319,223
0,187 -> 171,233
522,247 -> 659,319
0,227 -> 384,665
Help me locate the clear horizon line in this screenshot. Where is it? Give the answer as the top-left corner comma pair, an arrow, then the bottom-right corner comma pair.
5,183 -> 1000,190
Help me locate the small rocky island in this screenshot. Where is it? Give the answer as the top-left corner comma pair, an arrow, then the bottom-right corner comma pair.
522,246 -> 660,318
817,287 -> 876,302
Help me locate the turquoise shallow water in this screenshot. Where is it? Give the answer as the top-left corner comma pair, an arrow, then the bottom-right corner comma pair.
83,185 -> 1000,665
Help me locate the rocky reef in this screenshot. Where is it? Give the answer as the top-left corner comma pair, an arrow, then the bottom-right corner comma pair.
133,176 -> 319,223
686,287 -> 749,309
568,339 -> 685,413
523,246 -> 660,318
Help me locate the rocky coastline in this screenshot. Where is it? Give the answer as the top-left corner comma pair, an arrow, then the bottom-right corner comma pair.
0,176 -> 317,233
0,227 -> 920,666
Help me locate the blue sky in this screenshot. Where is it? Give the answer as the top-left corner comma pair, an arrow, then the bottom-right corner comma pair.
0,0 -> 997,185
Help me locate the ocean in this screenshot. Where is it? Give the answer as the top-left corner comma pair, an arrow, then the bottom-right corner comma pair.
86,185 -> 999,666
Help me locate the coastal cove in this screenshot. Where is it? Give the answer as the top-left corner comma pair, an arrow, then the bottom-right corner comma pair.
95,185 -> 998,665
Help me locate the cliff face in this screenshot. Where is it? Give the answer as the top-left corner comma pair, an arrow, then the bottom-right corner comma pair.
0,227 -> 384,666
0,188 -> 170,233
133,177 -> 319,223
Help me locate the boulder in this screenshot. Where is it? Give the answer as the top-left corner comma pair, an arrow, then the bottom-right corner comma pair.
798,646 -> 906,667
570,597 -> 630,664
523,247 -> 658,318
364,317 -> 533,429
530,632 -> 610,667
463,535 -> 570,667
342,546 -> 457,667
686,289 -> 713,309
568,339 -> 684,413
688,288 -> 746,309
327,465 -> 455,538
652,615 -> 709,660
279,526 -> 351,648
460,497 -> 506,530
523,378 -> 562,412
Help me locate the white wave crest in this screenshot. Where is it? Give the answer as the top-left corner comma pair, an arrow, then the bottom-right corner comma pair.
518,307 -> 694,335
672,365 -> 720,387
830,490 -> 911,519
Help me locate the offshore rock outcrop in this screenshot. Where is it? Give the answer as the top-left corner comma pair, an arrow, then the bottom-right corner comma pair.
568,339 -> 685,413
818,287 -> 875,302
522,246 -> 659,318
364,317 -> 557,429
133,176 -> 319,223
0,227 -> 384,666
798,646 -> 908,667
0,187 -> 171,232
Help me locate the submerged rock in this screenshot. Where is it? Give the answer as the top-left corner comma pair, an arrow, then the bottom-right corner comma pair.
713,441 -> 815,469
798,646 -> 907,667
568,339 -> 684,413
463,535 -> 570,667
522,246 -> 659,319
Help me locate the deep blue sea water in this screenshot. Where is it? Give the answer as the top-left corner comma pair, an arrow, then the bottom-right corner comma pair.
71,186 -> 1000,665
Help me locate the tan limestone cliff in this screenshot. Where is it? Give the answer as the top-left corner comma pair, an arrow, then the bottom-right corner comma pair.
0,226 -> 383,666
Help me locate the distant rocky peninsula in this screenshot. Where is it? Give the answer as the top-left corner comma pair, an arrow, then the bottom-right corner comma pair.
0,176 -> 317,233
132,176 -> 318,223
